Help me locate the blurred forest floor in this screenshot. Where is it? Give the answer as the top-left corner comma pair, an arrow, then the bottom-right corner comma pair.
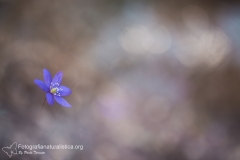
1,0 -> 240,160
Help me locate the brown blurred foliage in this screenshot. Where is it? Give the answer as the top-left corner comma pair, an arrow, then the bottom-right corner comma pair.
1,0 -> 240,160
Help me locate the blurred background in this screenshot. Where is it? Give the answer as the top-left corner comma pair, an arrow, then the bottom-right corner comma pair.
0,0 -> 240,159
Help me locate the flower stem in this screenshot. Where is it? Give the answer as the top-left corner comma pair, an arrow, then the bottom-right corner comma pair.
39,98 -> 46,115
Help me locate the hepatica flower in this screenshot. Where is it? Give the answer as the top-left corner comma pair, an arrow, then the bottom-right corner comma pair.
34,69 -> 72,107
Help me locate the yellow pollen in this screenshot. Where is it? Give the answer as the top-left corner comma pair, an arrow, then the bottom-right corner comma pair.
51,88 -> 57,94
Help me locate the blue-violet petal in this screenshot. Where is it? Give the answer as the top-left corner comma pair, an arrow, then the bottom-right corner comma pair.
54,96 -> 71,107
43,69 -> 52,87
52,71 -> 63,85
59,86 -> 72,96
34,79 -> 49,93
46,93 -> 54,105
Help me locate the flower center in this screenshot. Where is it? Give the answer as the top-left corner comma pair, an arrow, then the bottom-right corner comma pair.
51,88 -> 58,94
50,82 -> 62,96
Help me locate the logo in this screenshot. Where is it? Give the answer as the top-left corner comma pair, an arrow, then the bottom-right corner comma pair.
2,142 -> 83,157
2,142 -> 17,158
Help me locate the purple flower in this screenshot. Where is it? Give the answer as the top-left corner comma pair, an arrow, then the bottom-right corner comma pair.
34,69 -> 72,107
